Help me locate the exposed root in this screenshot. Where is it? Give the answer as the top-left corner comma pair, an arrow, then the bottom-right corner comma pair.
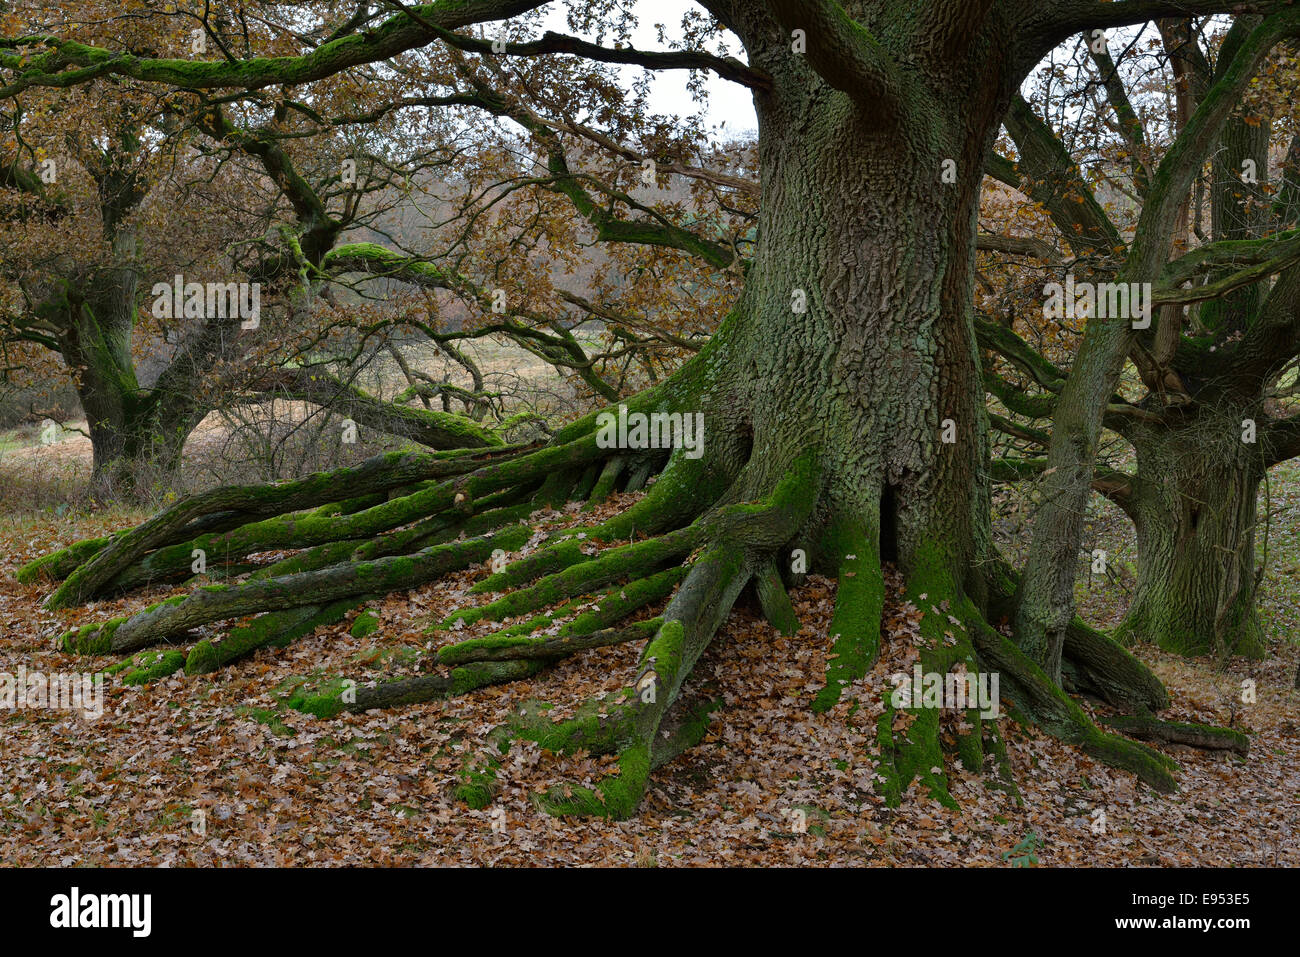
437,527 -> 697,632
754,560 -> 799,636
650,695 -> 721,768
17,534 -> 115,584
583,456 -> 625,508
41,445 -> 528,607
437,568 -> 682,664
872,553 -> 985,808
984,557 -> 1169,713
27,368 -> 1229,824
18,370 -> 763,818
287,660 -> 545,719
488,454 -> 820,818
812,516 -> 884,713
185,597 -> 368,675
862,545 -> 1182,805
96,444 -> 591,598
527,542 -> 750,818
281,572 -> 680,721
120,648 -> 186,686
65,526 -> 532,654
1097,715 -> 1250,755
961,596 -> 1179,794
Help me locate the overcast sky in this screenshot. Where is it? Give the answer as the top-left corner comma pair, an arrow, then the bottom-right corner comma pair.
542,0 -> 759,139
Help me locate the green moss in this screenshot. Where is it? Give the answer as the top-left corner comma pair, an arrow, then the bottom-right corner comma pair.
663,698 -> 721,760
438,567 -> 682,665
812,518 -> 885,713
583,457 -> 625,508
391,556 -> 417,579
95,470 -> 506,596
286,676 -> 354,719
586,441 -> 730,541
184,640 -> 219,676
16,535 -> 113,584
640,619 -> 685,680
864,540 -> 987,808
536,742 -> 652,820
874,708 -> 903,806
254,538 -> 360,579
956,709 -> 985,772
350,609 -> 380,638
122,649 -> 185,686
509,693 -> 637,755
59,617 -> 125,654
449,659 -> 545,696
467,536 -> 590,595
1081,735 -> 1178,793
892,704 -> 957,809
454,756 -> 500,809
142,594 -> 187,614
965,561 -> 1180,793
435,528 -> 694,632
235,706 -> 295,737
436,603 -> 577,659
186,599 -> 361,675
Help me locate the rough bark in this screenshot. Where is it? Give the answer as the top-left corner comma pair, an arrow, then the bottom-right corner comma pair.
1118,419 -> 1266,657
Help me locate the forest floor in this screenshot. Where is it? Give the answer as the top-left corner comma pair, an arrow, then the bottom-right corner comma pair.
1,437 -> 1298,867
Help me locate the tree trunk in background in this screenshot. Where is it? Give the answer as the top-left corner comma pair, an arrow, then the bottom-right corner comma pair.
1120,418 -> 1266,657
50,265 -> 197,499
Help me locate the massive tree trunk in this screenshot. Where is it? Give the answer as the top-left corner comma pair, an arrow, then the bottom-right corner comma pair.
30,155 -> 206,498
46,256 -> 196,498
984,20 -> 1300,664
704,51 -> 995,597
24,0 -> 1262,819
1119,417 -> 1266,658
32,31 -> 1210,816
1010,8 -> 1300,681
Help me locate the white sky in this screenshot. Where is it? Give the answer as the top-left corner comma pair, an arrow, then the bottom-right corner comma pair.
542,0 -> 759,139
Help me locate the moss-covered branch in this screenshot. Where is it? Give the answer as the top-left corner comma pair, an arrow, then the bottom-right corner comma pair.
70,525 -> 531,654
250,365 -> 502,449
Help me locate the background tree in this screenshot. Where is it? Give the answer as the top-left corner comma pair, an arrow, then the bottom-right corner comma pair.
2,1 -> 751,491
0,73 -> 268,494
980,18 -> 1300,658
